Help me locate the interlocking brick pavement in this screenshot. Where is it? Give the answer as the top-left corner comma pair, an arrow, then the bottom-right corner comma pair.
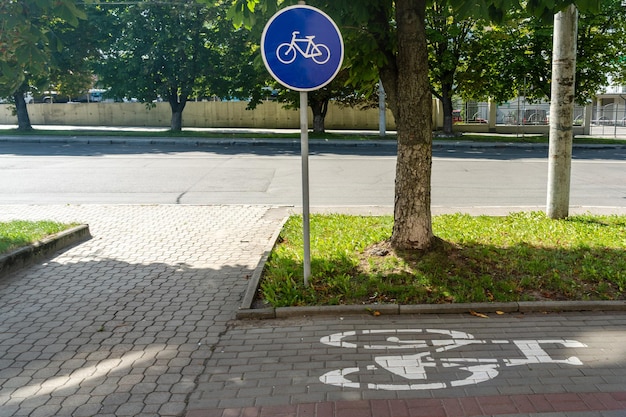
186,312 -> 626,417
0,204 -> 287,417
2,204 -> 625,417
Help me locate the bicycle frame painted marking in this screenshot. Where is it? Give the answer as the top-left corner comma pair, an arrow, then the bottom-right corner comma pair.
319,329 -> 587,391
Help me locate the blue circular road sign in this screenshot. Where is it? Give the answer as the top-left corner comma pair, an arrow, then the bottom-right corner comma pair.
261,5 -> 344,91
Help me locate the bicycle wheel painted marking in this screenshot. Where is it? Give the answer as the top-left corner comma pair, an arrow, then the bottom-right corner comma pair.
319,329 -> 587,391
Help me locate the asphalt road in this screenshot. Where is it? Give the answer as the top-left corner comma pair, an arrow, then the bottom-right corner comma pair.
1,140 -> 625,213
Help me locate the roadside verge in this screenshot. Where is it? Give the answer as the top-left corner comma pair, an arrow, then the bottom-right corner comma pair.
236,218 -> 626,319
0,225 -> 91,278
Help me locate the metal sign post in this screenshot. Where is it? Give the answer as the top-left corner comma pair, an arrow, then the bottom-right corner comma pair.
300,91 -> 311,285
261,4 -> 343,286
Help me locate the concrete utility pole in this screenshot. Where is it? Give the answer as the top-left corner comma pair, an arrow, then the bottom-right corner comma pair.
547,4 -> 578,219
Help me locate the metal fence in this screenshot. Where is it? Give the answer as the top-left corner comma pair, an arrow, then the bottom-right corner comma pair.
454,98 -> 626,138
496,100 -> 551,125
589,102 -> 626,137
455,99 -> 589,127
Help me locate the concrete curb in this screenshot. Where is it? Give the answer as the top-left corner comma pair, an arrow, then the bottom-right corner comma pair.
239,214 -> 289,312
236,300 -> 626,319
1,134 -> 626,150
0,224 -> 91,278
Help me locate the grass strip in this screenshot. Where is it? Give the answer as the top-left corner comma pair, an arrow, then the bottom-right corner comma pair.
261,212 -> 626,307
1,128 -> 625,144
0,220 -> 77,255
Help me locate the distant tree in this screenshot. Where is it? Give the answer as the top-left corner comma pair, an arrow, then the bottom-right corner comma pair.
268,70 -> 373,133
426,1 -> 482,135
95,0 -> 254,131
46,11 -> 104,102
459,0 -> 626,105
0,0 -> 85,129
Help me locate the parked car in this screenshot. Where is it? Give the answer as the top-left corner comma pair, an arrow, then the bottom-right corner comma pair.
33,89 -> 107,103
74,89 -> 107,103
33,91 -> 70,103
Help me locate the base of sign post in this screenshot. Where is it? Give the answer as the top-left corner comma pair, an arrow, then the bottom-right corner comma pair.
261,3 -> 344,289
300,91 -> 311,287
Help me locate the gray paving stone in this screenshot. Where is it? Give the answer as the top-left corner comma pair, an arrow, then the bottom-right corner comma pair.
158,401 -> 187,416
115,401 -> 145,416
5,204 -> 626,417
28,405 -> 61,417
0,204 -> 284,416
184,312 -> 626,416
72,403 -> 103,417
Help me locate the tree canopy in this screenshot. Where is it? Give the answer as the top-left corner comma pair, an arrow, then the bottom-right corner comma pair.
0,0 -> 86,129
95,0 -> 257,131
0,0 -> 85,94
459,0 -> 626,105
226,0 -> 604,250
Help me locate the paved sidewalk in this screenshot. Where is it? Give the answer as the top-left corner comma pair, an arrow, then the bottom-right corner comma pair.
1,205 -> 625,417
187,313 -> 626,417
0,204 -> 287,417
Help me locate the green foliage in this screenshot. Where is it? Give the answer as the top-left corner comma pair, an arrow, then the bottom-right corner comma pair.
261,214 -> 393,307
95,1 -> 258,112
260,212 -> 626,307
45,11 -> 103,101
225,0 -> 617,132
459,0 -> 626,104
0,0 -> 86,97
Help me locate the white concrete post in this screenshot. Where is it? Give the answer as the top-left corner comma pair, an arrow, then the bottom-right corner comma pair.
547,5 -> 578,219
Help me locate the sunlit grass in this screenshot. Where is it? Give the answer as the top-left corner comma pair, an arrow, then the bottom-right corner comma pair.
0,221 -> 76,254
260,212 -> 626,307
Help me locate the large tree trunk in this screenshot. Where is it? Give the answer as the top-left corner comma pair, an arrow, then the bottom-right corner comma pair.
168,95 -> 187,132
309,97 -> 328,133
389,0 -> 434,250
13,91 -> 32,131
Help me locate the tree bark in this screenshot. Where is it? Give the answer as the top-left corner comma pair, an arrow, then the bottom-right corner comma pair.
441,86 -> 454,135
389,0 -> 434,250
309,97 -> 328,133
168,95 -> 187,132
13,91 -> 32,131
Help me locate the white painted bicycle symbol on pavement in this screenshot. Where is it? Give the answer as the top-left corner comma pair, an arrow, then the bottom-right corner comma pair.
276,31 -> 331,65
319,329 -> 587,390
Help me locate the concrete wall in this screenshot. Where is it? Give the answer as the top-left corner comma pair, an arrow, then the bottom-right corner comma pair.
0,101 -> 397,130
2,100 -> 586,135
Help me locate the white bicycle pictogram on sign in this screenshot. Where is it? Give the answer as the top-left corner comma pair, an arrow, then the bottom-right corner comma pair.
276,31 -> 331,65
319,329 -> 587,391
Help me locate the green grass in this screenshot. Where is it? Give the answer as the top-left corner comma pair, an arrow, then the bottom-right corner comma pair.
0,128 -> 394,141
260,212 -> 626,307
0,221 -> 77,255
1,128 -> 625,144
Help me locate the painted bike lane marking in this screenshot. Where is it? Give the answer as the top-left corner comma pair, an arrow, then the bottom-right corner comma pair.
319,329 -> 587,391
